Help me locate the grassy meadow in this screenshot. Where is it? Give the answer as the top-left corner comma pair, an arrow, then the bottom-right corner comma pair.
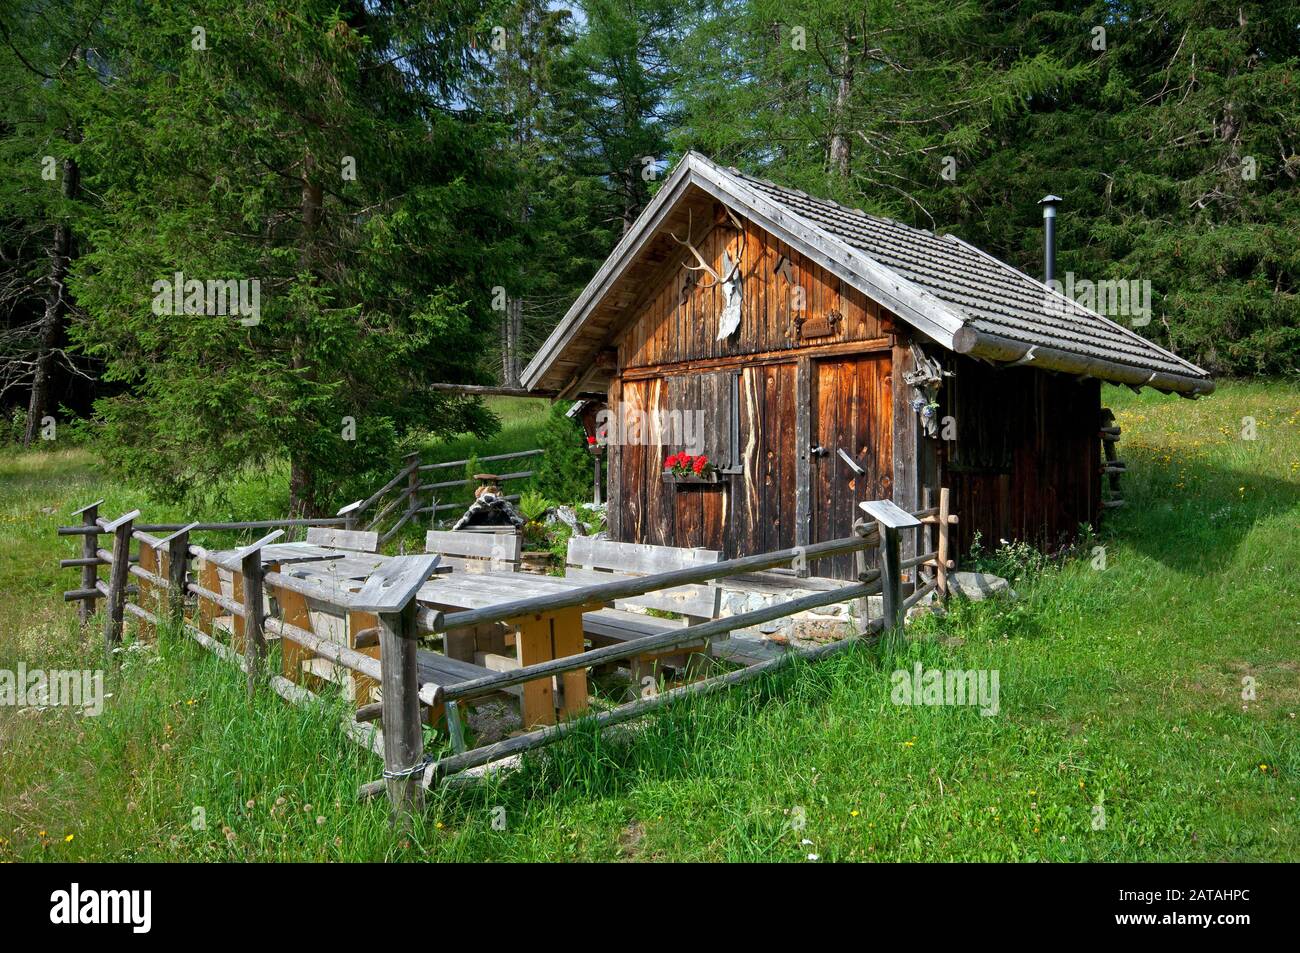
0,382 -> 1296,861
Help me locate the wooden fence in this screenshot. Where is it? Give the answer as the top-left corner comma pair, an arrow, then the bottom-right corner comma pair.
341,448 -> 544,546
58,490 -> 956,825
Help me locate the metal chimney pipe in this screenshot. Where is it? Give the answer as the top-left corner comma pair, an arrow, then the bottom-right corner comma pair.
1038,195 -> 1062,284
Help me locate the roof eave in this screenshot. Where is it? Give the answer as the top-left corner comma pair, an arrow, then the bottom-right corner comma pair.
943,233 -> 1214,382
952,326 -> 1215,396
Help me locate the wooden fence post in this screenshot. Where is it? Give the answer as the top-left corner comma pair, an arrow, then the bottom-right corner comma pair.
936,487 -> 951,600
851,517 -> 873,633
405,451 -> 421,524
919,486 -> 934,587
101,509 -> 141,653
860,500 -> 920,642
72,499 -> 103,627
338,499 -> 362,533
352,553 -> 441,826
160,522 -> 199,625
233,530 -> 282,697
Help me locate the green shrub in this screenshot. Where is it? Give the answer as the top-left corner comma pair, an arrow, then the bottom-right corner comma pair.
534,402 -> 595,503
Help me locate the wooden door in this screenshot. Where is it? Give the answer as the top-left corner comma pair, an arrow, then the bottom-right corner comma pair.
810,353 -> 893,578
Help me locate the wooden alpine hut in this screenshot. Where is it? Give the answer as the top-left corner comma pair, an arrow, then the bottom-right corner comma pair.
521,152 -> 1214,579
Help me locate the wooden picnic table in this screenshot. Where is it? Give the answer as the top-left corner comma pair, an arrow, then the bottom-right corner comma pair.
416,568 -> 601,727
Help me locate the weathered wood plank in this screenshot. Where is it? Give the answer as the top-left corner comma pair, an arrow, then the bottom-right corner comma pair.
304,527 -> 380,552
76,501 -> 100,626
350,554 -> 442,614
379,601 -> 424,823
424,529 -> 521,565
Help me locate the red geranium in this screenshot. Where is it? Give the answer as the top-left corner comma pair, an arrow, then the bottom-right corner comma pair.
665,452 -> 714,478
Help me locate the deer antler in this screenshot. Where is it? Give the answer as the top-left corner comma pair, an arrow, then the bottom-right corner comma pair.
719,208 -> 746,283
670,210 -> 724,286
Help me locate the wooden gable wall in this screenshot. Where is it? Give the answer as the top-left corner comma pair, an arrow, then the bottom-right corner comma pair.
616,209 -> 890,370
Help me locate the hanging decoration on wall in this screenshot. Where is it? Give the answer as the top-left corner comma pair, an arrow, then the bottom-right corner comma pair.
902,343 -> 952,438
670,206 -> 746,340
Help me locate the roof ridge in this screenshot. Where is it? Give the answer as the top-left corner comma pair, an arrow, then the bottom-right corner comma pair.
725,163 -> 949,242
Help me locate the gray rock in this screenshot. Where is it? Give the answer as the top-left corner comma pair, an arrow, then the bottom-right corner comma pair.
545,505 -> 585,535
790,618 -> 851,642
949,571 -> 1017,602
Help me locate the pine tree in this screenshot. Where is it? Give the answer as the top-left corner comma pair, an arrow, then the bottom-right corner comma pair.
65,0 -> 514,513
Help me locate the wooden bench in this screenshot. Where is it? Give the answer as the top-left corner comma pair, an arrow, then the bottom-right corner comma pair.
564,537 -> 723,689
414,649 -> 521,726
425,528 -> 521,573
305,526 -> 380,552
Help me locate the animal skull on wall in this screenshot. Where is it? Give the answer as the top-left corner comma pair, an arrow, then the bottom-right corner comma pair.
670,207 -> 746,340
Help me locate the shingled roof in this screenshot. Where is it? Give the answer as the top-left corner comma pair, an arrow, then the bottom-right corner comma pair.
522,152 -> 1213,395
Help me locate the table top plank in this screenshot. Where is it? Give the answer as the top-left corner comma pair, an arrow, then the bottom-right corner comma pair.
416,570 -> 589,613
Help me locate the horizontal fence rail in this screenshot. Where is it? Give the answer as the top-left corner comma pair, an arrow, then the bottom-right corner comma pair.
361,615 -> 891,798
57,517 -> 349,536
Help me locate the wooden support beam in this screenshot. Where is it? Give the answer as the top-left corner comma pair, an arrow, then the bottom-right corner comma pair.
378,600 -> 424,824
74,500 -> 101,627
405,452 -> 421,529
59,517 -> 349,536
428,382 -> 557,399
136,542 -> 158,640
352,554 -> 441,826
936,488 -> 952,600
161,523 -> 198,624
794,356 -> 812,575
445,700 -> 467,754
237,535 -> 277,697
101,511 -> 138,653
878,523 -> 903,640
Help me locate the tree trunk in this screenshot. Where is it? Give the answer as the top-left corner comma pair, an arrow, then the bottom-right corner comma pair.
289,457 -> 323,518
24,156 -> 78,447
828,43 -> 853,179
287,151 -> 324,520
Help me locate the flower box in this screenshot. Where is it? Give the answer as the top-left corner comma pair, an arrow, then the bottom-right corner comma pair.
662,469 -> 721,485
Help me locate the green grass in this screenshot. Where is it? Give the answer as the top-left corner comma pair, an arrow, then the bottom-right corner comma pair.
417,396 -> 552,467
1,381 -> 1296,861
